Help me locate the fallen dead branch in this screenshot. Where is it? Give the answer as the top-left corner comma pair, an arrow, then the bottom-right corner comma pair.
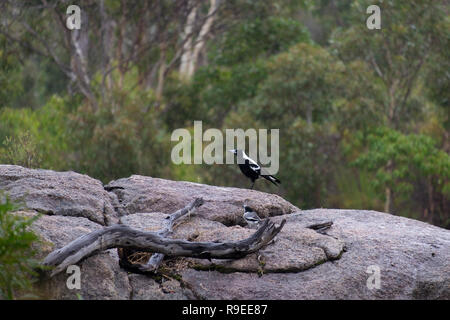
120,197 -> 204,273
42,198 -> 286,277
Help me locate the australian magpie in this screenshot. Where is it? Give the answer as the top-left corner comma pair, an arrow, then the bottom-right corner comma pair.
229,149 -> 281,189
243,205 -> 262,226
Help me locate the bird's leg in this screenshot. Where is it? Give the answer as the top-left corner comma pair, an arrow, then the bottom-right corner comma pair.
250,181 -> 255,190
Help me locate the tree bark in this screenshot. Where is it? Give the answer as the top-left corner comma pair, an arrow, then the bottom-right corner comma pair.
156,43 -> 167,101
306,104 -> 313,128
384,186 -> 392,213
136,197 -> 204,273
307,221 -> 333,234
384,159 -> 394,213
427,177 -> 434,223
179,0 -> 219,80
179,0 -> 197,79
187,0 -> 218,78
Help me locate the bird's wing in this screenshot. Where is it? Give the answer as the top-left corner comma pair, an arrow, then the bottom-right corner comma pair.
244,212 -> 261,222
243,154 -> 261,174
248,162 -> 261,174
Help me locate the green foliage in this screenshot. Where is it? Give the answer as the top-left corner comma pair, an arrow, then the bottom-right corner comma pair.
0,37 -> 23,109
281,119 -> 340,208
0,96 -> 70,170
0,194 -> 40,299
161,73 -> 205,130
70,68 -> 173,183
193,60 -> 268,125
354,128 -> 449,190
216,43 -> 345,207
332,60 -> 385,131
308,0 -> 354,44
210,16 -> 311,66
353,127 -> 450,220
167,13 -> 313,128
172,16 -> 312,128
0,0 -> 448,228
328,167 -> 383,211
424,16 -> 449,130
247,42 -> 343,126
331,0 -> 447,127
0,131 -> 42,168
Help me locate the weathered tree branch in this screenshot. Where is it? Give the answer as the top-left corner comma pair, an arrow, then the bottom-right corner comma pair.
42,205 -> 286,277
307,221 -> 333,234
136,197 -> 204,273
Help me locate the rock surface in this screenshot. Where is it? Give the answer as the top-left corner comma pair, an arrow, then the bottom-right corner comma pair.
0,165 -> 117,225
121,212 -> 344,274
105,175 -> 297,225
1,165 -> 449,300
183,210 -> 450,299
23,211 -> 131,299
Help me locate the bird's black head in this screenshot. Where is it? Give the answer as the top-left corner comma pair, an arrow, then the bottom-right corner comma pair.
243,205 -> 255,212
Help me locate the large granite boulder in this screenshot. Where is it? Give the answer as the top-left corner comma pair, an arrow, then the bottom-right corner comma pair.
105,175 -> 297,225
1,165 -> 449,300
182,210 -> 450,299
0,165 -> 117,225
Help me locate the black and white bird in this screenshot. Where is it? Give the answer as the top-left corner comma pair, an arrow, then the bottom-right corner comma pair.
229,149 -> 281,189
243,205 -> 262,227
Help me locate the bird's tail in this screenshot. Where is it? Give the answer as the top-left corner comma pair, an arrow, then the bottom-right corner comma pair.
261,175 -> 281,186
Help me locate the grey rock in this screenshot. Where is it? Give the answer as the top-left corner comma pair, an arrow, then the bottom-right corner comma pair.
120,210 -> 344,274
185,224 -> 343,273
0,165 -> 117,225
129,274 -> 195,300
20,211 -> 132,300
3,166 -> 449,300
181,210 -> 450,299
121,212 -> 229,240
106,175 -> 297,225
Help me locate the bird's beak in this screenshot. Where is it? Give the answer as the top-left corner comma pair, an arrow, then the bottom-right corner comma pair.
228,149 -> 235,153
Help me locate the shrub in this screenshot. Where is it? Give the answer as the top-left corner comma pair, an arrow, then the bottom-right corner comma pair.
0,131 -> 42,168
0,194 -> 40,299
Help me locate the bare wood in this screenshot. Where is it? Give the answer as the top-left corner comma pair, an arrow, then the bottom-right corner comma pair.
43,215 -> 286,277
307,221 -> 333,234
138,197 -> 204,273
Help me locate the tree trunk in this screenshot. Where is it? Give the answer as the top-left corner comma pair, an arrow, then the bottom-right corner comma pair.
427,177 -> 434,223
116,0 -> 127,89
156,43 -> 167,101
306,105 -> 313,128
179,0 -> 218,80
69,10 -> 97,109
179,0 -> 197,79
99,0 -> 114,98
384,160 -> 394,214
384,186 -> 392,213
187,0 -> 218,78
